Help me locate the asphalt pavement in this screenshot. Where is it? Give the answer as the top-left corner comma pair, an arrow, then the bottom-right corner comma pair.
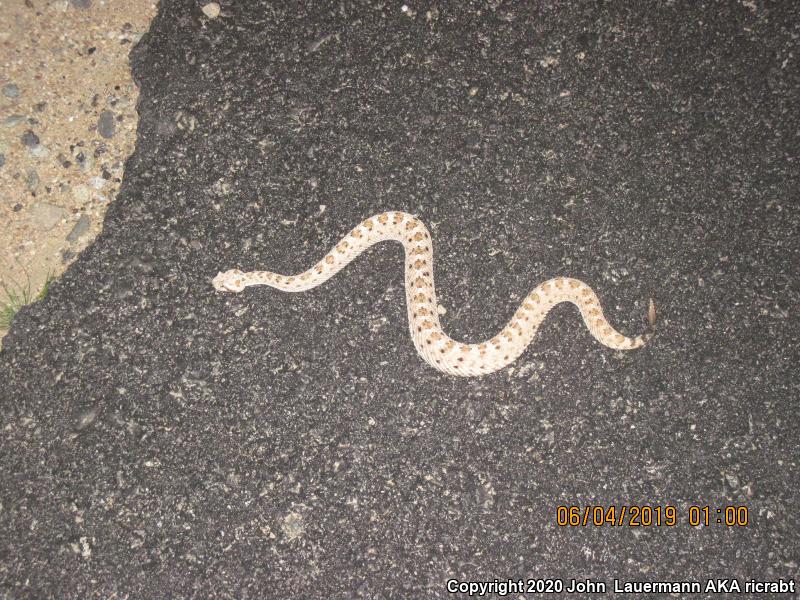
1,1 -> 798,597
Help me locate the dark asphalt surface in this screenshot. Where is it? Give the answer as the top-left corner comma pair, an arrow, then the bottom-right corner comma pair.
2,1 -> 799,597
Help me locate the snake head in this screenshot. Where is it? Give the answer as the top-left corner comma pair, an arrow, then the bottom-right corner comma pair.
212,269 -> 246,293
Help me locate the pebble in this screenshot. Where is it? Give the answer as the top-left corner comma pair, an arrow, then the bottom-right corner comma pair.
21,130 -> 40,147
0,154 -> 4,169
70,0 -> 92,8
97,111 -> 116,138
29,202 -> 67,231
30,145 -> 50,158
201,2 -> 220,18
77,151 -> 94,171
281,512 -> 305,540
72,184 -> 90,204
4,115 -> 25,128
2,83 -> 20,98
66,214 -> 91,242
74,407 -> 98,431
26,169 -> 39,191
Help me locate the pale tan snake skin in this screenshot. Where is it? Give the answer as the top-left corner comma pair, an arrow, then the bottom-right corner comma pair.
213,211 -> 652,376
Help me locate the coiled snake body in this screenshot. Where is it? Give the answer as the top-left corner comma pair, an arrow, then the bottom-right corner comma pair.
213,211 -> 652,376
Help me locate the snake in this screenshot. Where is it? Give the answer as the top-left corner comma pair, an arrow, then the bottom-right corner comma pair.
213,211 -> 653,376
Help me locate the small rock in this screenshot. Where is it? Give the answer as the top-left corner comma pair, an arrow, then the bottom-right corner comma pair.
76,151 -> 94,171
72,184 -> 91,204
90,176 -> 106,190
29,202 -> 67,231
539,55 -> 559,68
2,83 -> 20,98
34,101 -> 47,112
281,512 -> 305,540
0,154 -> 4,168
70,0 -> 92,8
201,2 -> 220,18
74,407 -> 98,431
66,214 -> 91,242
30,144 -> 50,158
97,111 -> 115,138
21,130 -> 40,147
3,115 -> 25,127
26,168 -> 39,191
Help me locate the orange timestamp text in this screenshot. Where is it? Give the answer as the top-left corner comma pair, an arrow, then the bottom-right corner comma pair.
556,505 -> 749,527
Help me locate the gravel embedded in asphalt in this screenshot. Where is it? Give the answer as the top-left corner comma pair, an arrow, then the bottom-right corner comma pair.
1,1 -> 798,597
